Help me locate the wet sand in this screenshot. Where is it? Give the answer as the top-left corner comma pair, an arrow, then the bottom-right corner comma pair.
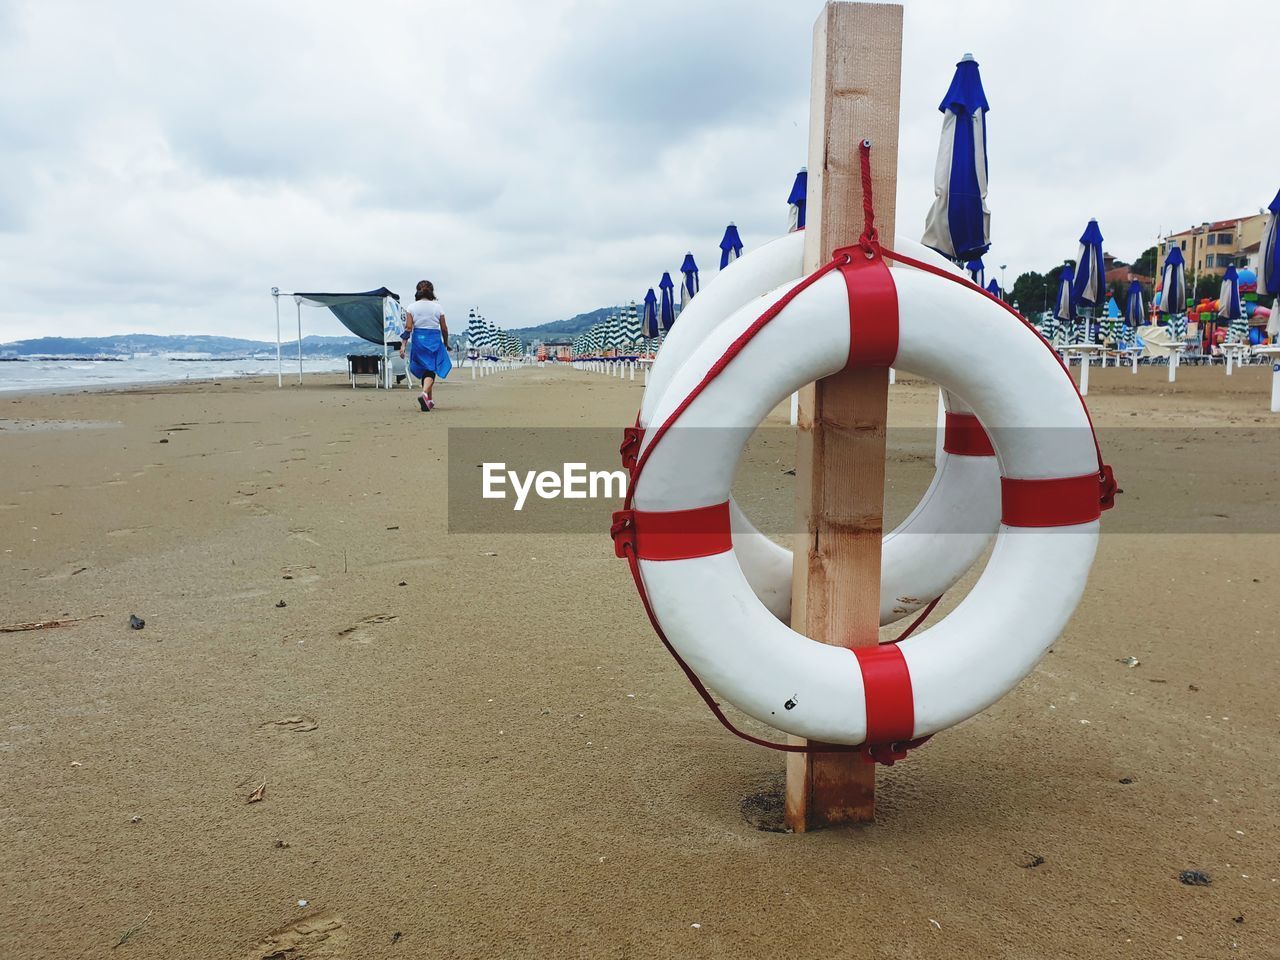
1,363 -> 1277,959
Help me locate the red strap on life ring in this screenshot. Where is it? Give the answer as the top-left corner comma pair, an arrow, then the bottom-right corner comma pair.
1001,473 -> 1106,527
851,644 -> 915,744
611,502 -> 732,561
942,412 -> 995,457
836,249 -> 899,368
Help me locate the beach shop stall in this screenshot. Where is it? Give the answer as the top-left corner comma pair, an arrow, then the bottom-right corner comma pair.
270,287 -> 402,388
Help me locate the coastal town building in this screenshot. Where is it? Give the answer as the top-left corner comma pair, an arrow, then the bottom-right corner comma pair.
1160,212 -> 1268,278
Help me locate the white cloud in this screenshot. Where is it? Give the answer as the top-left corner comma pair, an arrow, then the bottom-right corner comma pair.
0,0 -> 1274,343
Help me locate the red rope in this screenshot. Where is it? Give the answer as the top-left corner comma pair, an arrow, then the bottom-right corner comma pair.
858,139 -> 878,252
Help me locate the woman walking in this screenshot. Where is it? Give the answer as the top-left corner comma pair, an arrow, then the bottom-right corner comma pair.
400,280 -> 453,411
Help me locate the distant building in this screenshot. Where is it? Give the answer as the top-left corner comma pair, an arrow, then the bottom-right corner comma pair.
1102,253 -> 1151,286
535,338 -> 573,361
1160,213 -> 1268,279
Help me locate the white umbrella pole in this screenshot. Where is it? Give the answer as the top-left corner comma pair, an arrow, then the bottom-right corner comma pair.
1079,353 -> 1090,396
1272,362 -> 1280,414
273,290 -> 282,388
790,391 -> 799,426
296,300 -> 303,384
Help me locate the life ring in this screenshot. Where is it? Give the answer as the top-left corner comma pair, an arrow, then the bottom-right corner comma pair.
625,230 -> 1000,624
614,245 -> 1115,749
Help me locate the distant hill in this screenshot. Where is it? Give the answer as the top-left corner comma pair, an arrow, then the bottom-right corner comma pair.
0,334 -> 380,358
510,307 -> 618,342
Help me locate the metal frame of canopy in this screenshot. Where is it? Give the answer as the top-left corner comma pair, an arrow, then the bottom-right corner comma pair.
270,287 -> 401,388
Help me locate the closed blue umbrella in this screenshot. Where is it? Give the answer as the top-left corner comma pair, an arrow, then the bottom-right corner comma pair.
719,223 -> 743,269
1124,280 -> 1145,329
1159,245 -> 1187,317
1071,219 -> 1105,307
1053,264 -> 1075,341
1102,295 -> 1122,343
787,168 -> 807,232
1159,245 -> 1188,340
679,253 -> 699,307
966,258 -> 985,287
1260,188 -> 1280,297
642,288 -> 659,339
1218,265 -> 1248,344
985,278 -> 1001,299
659,272 -> 676,331
921,53 -> 991,261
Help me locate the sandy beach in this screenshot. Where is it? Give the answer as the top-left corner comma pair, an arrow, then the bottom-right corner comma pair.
2,364 -> 1278,959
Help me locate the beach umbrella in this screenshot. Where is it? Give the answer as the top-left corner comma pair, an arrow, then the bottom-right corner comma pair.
1102,295 -> 1122,343
1159,245 -> 1187,322
787,168 -> 808,233
719,223 -> 743,269
679,253 -> 700,307
921,52 -> 991,261
1071,219 -> 1105,307
659,272 -> 676,331
1124,280 -> 1145,330
642,288 -> 659,339
1218,265 -> 1248,343
985,278 -> 1001,299
966,258 -> 985,287
1260,188 -> 1280,298
1053,265 -> 1075,342
1160,249 -> 1188,342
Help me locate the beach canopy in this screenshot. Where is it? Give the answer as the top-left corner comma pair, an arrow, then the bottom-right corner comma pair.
921,53 -> 991,261
659,272 -> 677,331
719,223 -> 743,269
292,288 -> 400,345
643,288 -> 659,338
985,278 -> 1001,299
787,168 -> 808,233
1159,245 -> 1187,316
1071,220 -> 1105,306
1260,188 -> 1280,297
679,253 -> 700,307
1124,280 -> 1145,328
966,259 -> 985,287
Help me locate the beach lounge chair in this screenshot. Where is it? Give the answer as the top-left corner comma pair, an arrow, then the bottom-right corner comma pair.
347,354 -> 384,388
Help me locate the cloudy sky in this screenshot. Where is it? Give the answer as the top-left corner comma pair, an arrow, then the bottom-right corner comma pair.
0,0 -> 1274,343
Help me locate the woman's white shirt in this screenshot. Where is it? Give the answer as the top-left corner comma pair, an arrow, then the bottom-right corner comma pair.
409,299 -> 444,331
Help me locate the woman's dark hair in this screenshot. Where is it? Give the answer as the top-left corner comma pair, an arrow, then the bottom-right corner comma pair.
416,280 -> 436,301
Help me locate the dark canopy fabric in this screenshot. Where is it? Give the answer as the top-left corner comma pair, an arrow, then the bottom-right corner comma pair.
293,287 -> 399,345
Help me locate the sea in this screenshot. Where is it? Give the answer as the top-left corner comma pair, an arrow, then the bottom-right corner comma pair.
0,356 -> 350,393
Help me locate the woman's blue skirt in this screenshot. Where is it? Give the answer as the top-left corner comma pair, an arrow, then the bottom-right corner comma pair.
408,328 -> 452,380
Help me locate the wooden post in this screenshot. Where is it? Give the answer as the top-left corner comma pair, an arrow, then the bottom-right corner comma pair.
784,0 -> 902,833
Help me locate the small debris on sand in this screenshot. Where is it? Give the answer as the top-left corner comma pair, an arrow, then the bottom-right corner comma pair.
128,614 -> 145,630
1021,854 -> 1046,869
275,600 -> 287,608
247,781 -> 267,803
1178,870 -> 1211,886
1116,656 -> 1140,667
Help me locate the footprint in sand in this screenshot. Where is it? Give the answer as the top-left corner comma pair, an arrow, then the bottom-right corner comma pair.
260,716 -> 319,733
39,562 -> 90,582
250,911 -> 347,959
337,614 -> 399,644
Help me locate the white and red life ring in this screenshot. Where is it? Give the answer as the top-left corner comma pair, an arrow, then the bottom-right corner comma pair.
613,242 -> 1116,754
623,230 -> 1000,624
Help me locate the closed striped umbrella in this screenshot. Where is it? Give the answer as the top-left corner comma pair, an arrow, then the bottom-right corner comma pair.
1071,219 -> 1105,307
1159,245 -> 1187,340
1053,264 -> 1075,343
679,254 -> 700,307
642,288 -> 659,339
921,53 -> 991,261
1260,189 -> 1280,298
787,168 -> 808,233
659,272 -> 676,331
1218,266 -> 1248,344
719,223 -> 743,269
985,278 -> 1001,299
1124,280 -> 1145,330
